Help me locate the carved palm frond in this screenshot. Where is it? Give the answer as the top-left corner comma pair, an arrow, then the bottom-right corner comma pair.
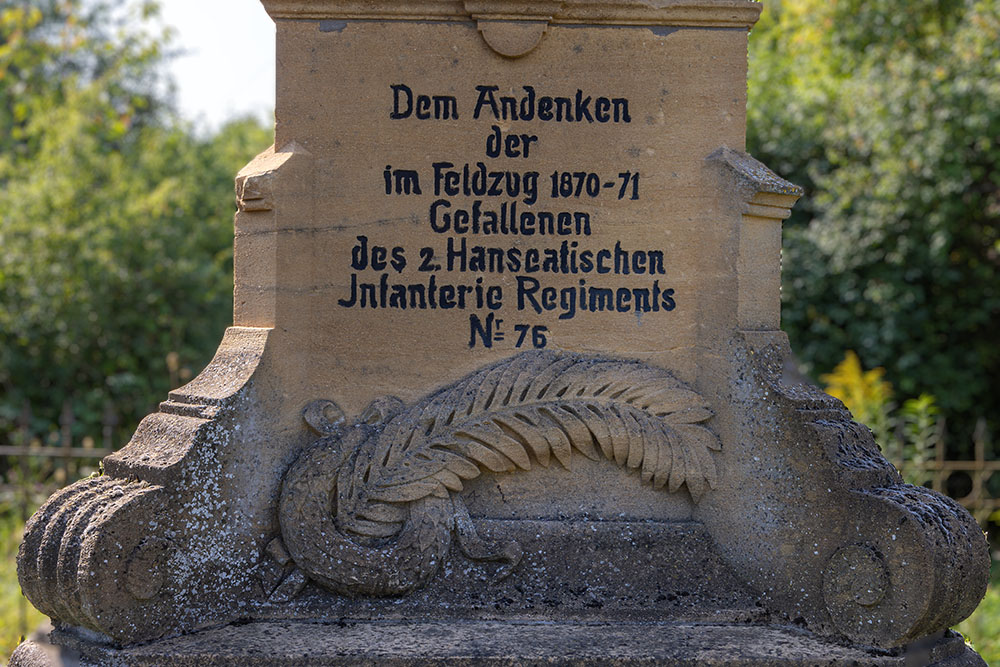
339,352 -> 719,535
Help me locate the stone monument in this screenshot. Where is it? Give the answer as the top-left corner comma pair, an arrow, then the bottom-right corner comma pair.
13,0 -> 990,664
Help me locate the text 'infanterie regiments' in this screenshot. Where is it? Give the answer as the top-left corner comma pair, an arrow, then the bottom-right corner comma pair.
336,83 -> 676,350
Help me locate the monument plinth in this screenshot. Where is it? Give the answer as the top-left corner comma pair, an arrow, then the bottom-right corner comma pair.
14,1 -> 989,665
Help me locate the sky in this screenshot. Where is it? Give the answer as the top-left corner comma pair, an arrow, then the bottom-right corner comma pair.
156,0 -> 276,131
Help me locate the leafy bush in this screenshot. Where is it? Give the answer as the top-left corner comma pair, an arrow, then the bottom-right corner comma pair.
749,0 -> 1000,449
0,0 -> 271,445
821,350 -> 895,447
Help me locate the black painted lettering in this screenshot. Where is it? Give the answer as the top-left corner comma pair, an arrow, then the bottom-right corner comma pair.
469,313 -> 493,348
439,285 -> 456,308
632,288 -> 651,312
615,241 -> 629,275
416,94 -> 431,119
516,276 -> 542,313
485,126 -> 502,158
390,84 -> 412,119
589,287 -> 613,311
391,84 -> 457,120
575,90 -> 593,123
429,199 -> 450,233
473,85 -> 499,119
389,285 -> 407,309
506,248 -> 522,272
500,94 -> 518,120
351,236 -> 369,270
595,98 -> 611,122
616,287 -> 631,312
596,249 -> 611,274
487,286 -> 502,309
453,208 -> 469,234
613,97 -> 631,122
418,247 -> 436,271
408,283 -> 427,309
435,95 -> 458,119
485,126 -> 539,159
632,251 -> 647,274
662,287 -> 676,311
394,169 -> 420,194
447,236 -> 466,271
471,85 -> 629,124
390,247 -> 406,273
520,212 -> 535,236
359,281 -> 376,307
554,96 -> 571,121
648,251 -> 665,274
541,287 -> 557,311
519,86 -> 536,120
339,273 -> 358,306
559,286 -> 577,320
538,97 -> 553,121
524,173 -> 538,205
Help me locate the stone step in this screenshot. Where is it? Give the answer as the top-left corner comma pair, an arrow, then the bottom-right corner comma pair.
16,620 -> 979,666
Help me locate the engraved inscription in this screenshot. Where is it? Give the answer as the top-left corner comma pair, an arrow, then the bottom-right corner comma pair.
334,83 -> 675,350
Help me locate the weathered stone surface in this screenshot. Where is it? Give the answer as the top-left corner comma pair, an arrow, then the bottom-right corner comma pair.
260,518 -> 765,623
14,0 -> 989,663
13,622 -> 987,666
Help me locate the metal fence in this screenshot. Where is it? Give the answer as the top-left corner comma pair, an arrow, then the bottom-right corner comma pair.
0,402 -> 117,512
1,402 -> 998,525
928,420 -> 1000,526
0,402 -> 121,647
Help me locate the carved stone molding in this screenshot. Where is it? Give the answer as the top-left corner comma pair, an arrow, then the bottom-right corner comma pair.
709,146 -> 804,202
462,0 -> 563,57
261,0 -> 763,29
709,147 -> 804,331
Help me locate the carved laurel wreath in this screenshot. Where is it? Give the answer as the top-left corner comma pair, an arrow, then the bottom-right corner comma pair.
276,351 -> 720,598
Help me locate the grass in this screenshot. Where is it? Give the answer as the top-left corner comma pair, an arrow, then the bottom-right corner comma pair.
957,577 -> 1000,666
1,513 -> 45,665
1,512 -> 998,664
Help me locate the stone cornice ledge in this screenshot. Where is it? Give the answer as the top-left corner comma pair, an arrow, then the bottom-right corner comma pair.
260,0 -> 762,29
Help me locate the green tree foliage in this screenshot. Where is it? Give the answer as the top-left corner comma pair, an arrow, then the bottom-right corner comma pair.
0,0 -> 271,443
749,0 -> 1000,443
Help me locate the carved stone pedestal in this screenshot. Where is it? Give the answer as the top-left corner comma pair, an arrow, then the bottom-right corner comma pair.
14,0 -> 989,664
12,330 -> 990,666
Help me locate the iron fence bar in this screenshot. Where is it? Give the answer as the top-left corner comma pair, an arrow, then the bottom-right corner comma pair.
0,447 -> 112,458
924,462 -> 1000,471
14,402 -> 33,643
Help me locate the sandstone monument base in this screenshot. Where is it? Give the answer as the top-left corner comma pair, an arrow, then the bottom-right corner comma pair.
13,1 -> 989,665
